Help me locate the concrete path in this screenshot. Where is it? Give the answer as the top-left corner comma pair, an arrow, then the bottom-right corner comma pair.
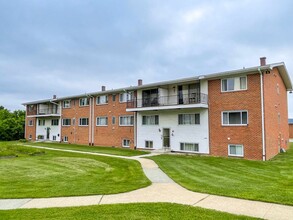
1,145 -> 293,220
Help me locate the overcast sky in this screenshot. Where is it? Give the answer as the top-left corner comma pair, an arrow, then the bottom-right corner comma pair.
1,0 -> 293,117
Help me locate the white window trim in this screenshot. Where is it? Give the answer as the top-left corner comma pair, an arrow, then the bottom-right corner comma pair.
221,110 -> 248,126
79,118 -> 89,126
96,95 -> 108,105
28,120 -> 34,126
96,116 -> 108,126
122,139 -> 130,148
64,136 -> 68,142
221,76 -> 247,93
142,115 -> 159,126
145,140 -> 154,148
79,98 -> 89,107
119,92 -> 133,103
178,114 -> 200,125
62,118 -> 71,126
228,144 -> 244,157
180,142 -> 199,153
63,100 -> 71,108
38,119 -> 45,126
119,115 -> 134,126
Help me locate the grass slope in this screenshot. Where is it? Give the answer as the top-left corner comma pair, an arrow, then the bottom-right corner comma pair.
0,203 -> 257,220
151,144 -> 293,205
0,142 -> 150,198
24,142 -> 149,156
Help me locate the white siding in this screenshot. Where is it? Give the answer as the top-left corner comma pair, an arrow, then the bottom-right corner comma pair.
36,118 -> 61,141
136,109 -> 209,154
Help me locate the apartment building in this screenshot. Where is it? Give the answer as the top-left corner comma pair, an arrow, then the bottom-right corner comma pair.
23,57 -> 293,160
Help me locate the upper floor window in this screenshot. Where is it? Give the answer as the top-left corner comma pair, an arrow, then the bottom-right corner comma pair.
96,117 -> 108,126
62,118 -> 71,126
142,89 -> 159,107
63,100 -> 71,108
222,111 -> 248,126
112,94 -> 116,102
119,92 -> 133,103
221,76 -> 247,92
142,115 -> 159,125
119,115 -> 134,126
96,95 -> 108,105
38,119 -> 45,126
79,118 -> 89,126
28,120 -> 34,126
51,119 -> 59,126
178,114 -> 200,125
79,98 -> 89,106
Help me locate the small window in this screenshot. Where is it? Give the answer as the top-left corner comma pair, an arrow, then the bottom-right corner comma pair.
53,136 -> 57,141
228,144 -> 243,157
64,136 -> 68,142
79,118 -> 89,126
112,94 -> 116,102
119,92 -> 133,103
63,100 -> 71,108
62,118 -> 71,126
145,140 -> 153,148
28,120 -> 34,126
96,117 -> 108,126
119,115 -> 134,126
180,143 -> 199,152
142,115 -> 159,125
51,119 -> 59,126
222,111 -> 248,125
38,119 -> 45,126
79,98 -> 89,106
29,134 -> 32,139
222,76 -> 247,92
38,135 -> 44,140
112,116 -> 116,125
122,139 -> 130,147
96,95 -> 108,105
178,114 -> 200,125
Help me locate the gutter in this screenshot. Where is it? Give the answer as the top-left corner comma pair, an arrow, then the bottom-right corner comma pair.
258,67 -> 266,161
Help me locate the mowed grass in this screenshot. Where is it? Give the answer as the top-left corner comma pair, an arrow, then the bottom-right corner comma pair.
151,143 -> 293,206
0,142 -> 150,198
24,142 -> 149,157
0,203 -> 257,220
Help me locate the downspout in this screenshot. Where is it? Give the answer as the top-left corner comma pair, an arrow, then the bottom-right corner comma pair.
92,97 -> 95,146
88,96 -> 92,145
258,68 -> 266,161
24,105 -> 27,139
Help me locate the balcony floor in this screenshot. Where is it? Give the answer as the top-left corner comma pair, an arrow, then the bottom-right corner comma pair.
126,103 -> 208,112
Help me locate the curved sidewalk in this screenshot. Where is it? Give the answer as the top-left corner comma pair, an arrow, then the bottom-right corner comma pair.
1,145 -> 293,220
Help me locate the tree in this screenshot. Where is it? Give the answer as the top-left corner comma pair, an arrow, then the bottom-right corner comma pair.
0,106 -> 25,141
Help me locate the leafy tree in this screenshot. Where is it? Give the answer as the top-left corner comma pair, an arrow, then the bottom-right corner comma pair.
0,106 -> 25,141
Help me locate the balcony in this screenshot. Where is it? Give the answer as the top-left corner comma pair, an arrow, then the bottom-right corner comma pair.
38,108 -> 60,115
126,93 -> 208,111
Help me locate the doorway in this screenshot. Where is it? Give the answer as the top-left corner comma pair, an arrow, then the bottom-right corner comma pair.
162,128 -> 170,148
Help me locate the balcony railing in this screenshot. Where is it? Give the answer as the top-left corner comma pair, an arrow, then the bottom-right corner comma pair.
37,108 -> 60,115
127,93 -> 208,109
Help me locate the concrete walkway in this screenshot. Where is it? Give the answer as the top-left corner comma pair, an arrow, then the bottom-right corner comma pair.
1,145 -> 293,220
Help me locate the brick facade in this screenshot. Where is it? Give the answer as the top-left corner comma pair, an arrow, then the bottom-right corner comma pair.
25,105 -> 37,140
208,73 -> 263,160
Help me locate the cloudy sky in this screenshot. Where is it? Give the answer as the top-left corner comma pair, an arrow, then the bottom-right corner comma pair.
1,0 -> 293,117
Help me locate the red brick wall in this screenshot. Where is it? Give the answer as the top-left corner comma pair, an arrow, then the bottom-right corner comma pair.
208,73 -> 263,160
263,68 -> 289,159
25,117 -> 36,140
289,124 -> 293,138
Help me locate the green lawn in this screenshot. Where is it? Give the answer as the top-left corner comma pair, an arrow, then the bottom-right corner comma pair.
23,142 -> 149,157
0,203 -> 257,220
151,143 -> 293,206
0,142 -> 150,198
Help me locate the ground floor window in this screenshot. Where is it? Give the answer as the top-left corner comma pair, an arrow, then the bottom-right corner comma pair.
228,144 -> 244,157
62,118 -> 71,126
122,139 -> 130,147
180,142 -> 199,152
37,135 -> 44,140
64,136 -> 68,142
29,134 -> 32,140
145,140 -> 153,148
53,135 -> 56,141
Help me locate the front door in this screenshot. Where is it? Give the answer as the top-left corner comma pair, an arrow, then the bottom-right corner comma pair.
163,128 -> 170,148
46,127 -> 50,140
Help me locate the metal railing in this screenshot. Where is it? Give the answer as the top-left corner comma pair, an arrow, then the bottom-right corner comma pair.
37,108 -> 59,115
127,93 -> 208,108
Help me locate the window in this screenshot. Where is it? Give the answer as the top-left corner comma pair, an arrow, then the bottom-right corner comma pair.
178,114 -> 200,125
38,119 -> 45,126
62,118 -> 71,126
51,119 -> 59,126
122,139 -> 130,147
228,144 -> 243,157
96,95 -> 108,105
222,111 -> 248,125
119,115 -> 134,126
112,116 -> 116,124
79,118 -> 89,126
112,94 -> 116,102
142,115 -> 159,125
38,135 -> 44,140
64,136 -> 68,142
79,97 -> 89,106
119,92 -> 133,103
63,100 -> 71,108
222,76 -> 247,92
29,134 -> 32,139
145,140 -> 153,148
142,89 -> 159,107
180,143 -> 199,152
28,120 -> 34,126
53,136 -> 56,141
96,117 -> 108,126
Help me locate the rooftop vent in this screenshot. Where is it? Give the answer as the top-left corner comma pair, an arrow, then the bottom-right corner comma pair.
101,86 -> 106,91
